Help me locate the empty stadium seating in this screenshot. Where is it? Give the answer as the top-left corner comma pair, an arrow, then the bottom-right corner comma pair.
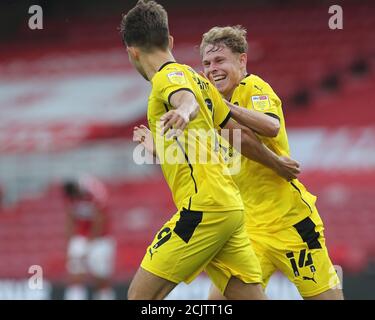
1,169 -> 374,280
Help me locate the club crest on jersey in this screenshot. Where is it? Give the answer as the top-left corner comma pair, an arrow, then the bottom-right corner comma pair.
251,95 -> 270,111
167,71 -> 187,85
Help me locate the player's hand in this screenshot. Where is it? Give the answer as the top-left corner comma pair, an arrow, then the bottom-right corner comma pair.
275,156 -> 301,181
160,109 -> 189,139
133,125 -> 155,155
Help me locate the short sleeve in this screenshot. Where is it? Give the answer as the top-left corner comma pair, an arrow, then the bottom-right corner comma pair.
154,66 -> 196,106
246,81 -> 281,120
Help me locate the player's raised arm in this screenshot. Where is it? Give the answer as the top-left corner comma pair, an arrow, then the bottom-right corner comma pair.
160,90 -> 199,138
225,99 -> 280,137
222,118 -> 300,181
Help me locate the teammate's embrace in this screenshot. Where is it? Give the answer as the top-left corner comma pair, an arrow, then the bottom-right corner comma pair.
200,25 -> 343,300
120,1 -> 300,300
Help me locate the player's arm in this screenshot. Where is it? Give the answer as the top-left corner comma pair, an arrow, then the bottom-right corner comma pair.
212,84 -> 299,180
91,207 -> 105,239
200,71 -> 280,137
225,99 -> 280,137
221,118 -> 300,181
66,210 -> 74,240
160,90 -> 199,138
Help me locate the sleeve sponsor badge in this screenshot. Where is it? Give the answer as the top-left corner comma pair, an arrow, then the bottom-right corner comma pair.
167,71 -> 187,85
251,95 -> 270,111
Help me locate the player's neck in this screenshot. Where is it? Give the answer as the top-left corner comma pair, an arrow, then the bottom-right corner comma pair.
241,71 -> 249,80
224,71 -> 248,100
141,50 -> 176,81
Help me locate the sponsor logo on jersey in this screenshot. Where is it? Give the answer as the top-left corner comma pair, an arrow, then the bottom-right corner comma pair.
167,71 -> 187,85
251,95 -> 270,111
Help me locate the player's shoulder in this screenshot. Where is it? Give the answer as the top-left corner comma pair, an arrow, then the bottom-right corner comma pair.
154,62 -> 181,79
240,74 -> 273,93
158,62 -> 195,75
153,62 -> 193,87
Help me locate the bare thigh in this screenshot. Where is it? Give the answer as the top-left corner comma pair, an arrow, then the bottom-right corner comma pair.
127,267 -> 177,300
304,288 -> 344,300
208,284 -> 226,300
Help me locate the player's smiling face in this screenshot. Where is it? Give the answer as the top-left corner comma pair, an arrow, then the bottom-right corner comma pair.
202,44 -> 246,99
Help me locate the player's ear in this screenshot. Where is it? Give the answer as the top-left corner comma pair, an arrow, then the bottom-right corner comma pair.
127,46 -> 140,61
239,52 -> 247,68
168,35 -> 174,50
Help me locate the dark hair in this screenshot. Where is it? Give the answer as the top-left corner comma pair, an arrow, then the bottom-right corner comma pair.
120,0 -> 169,51
63,180 -> 80,199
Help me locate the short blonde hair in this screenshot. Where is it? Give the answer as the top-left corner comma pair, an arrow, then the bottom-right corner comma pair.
200,25 -> 248,56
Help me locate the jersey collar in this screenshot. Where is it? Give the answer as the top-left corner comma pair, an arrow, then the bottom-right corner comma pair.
239,73 -> 251,85
158,61 -> 176,72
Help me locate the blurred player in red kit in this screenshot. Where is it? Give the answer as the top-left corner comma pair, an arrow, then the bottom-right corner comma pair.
63,176 -> 116,300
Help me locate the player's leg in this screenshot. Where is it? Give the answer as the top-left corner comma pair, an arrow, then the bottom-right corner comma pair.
127,218 -> 178,300
269,209 -> 343,300
304,287 -> 344,300
207,284 -> 226,300
129,209 -> 261,299
205,213 -> 268,300
208,278 -> 267,300
128,208 -> 238,299
65,236 -> 89,300
88,237 -> 116,300
225,277 -> 266,300
207,238 -> 276,300
128,267 -> 177,300
297,209 -> 343,300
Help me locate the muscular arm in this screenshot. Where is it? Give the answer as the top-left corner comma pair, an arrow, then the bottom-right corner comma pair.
222,118 -> 300,181
134,91 -> 199,155
226,100 -> 280,137
160,90 -> 199,137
